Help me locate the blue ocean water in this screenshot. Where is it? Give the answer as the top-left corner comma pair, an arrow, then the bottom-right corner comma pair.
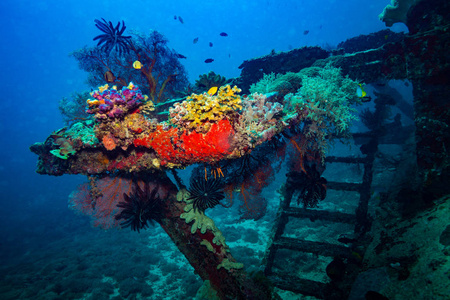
0,1 -> 412,299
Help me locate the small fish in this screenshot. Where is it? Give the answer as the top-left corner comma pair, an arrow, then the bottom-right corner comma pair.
303,30 -> 309,35
178,16 -> 184,24
133,60 -> 143,69
219,32 -> 228,37
356,83 -> 367,98
204,58 -> 214,63
356,84 -> 372,102
207,86 -> 218,95
174,15 -> 177,20
175,53 -> 187,59
104,70 -> 116,83
228,53 -> 231,58
193,37 -> 199,44
209,42 -> 213,47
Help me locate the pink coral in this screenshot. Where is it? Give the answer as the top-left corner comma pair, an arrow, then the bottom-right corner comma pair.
86,83 -> 146,122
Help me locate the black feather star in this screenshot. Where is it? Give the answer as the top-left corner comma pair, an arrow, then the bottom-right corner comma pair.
115,182 -> 165,232
287,164 -> 327,208
187,177 -> 225,212
93,18 -> 132,55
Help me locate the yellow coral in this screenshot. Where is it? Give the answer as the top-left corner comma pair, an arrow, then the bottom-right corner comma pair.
170,85 -> 242,131
98,84 -> 109,93
217,258 -> 244,270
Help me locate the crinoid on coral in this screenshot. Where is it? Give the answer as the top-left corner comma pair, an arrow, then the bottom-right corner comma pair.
287,164 -> 327,208
75,28 -> 188,104
187,177 -> 225,212
115,181 -> 165,232
194,71 -> 229,93
93,18 -> 132,55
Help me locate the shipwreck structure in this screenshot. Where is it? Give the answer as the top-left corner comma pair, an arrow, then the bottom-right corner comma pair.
31,0 -> 449,298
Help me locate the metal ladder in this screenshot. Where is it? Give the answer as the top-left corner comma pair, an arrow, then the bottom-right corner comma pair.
262,138 -> 376,299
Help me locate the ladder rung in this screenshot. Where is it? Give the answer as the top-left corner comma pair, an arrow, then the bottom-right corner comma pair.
325,156 -> 368,164
273,237 -> 349,257
283,207 -> 356,223
327,181 -> 362,191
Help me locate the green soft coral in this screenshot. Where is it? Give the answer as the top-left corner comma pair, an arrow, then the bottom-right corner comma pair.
250,71 -> 304,96
176,189 -> 227,248
284,63 -> 361,157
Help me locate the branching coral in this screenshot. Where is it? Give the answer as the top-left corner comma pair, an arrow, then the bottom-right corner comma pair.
169,85 -> 242,133
72,29 -> 188,104
283,64 -> 361,158
249,71 -> 308,98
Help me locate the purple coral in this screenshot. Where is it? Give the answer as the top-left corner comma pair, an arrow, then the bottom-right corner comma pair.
86,83 -> 145,121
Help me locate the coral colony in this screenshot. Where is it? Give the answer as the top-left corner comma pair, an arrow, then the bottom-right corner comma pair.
32,67 -> 360,299
86,83 -> 146,120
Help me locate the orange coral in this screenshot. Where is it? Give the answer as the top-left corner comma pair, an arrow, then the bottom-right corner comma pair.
102,134 -> 117,151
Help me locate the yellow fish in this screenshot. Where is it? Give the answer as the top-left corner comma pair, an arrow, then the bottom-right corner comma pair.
207,86 -> 218,95
133,60 -> 143,69
356,84 -> 367,98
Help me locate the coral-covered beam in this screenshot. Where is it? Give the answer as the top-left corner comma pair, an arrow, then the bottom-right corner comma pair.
145,175 -> 271,299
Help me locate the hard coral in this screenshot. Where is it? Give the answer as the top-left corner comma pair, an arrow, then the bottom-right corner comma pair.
86,82 -> 149,121
169,85 -> 242,133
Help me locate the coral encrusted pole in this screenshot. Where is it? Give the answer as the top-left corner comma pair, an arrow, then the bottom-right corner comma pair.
156,174 -> 271,299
